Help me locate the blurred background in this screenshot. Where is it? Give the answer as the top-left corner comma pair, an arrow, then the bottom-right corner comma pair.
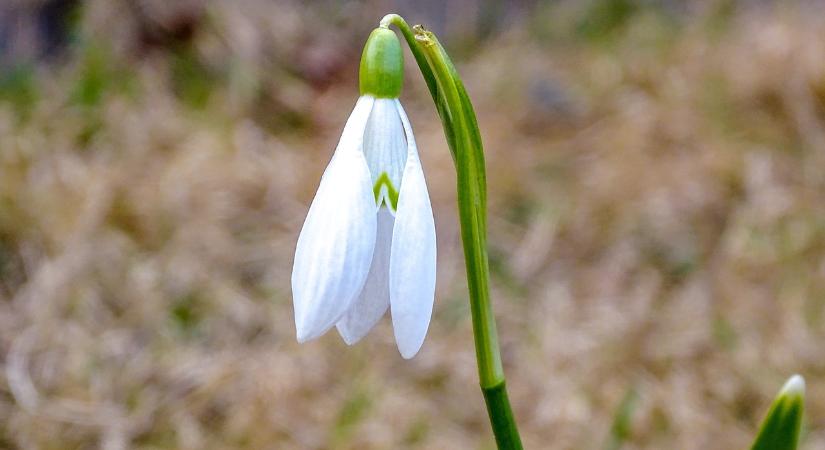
0,0 -> 823,448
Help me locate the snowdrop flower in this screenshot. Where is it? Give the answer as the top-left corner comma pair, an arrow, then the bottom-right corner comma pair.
292,27 -> 436,359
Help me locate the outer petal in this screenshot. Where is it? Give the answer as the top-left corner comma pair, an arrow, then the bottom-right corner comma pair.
336,207 -> 394,344
390,100 -> 437,359
292,96 -> 376,342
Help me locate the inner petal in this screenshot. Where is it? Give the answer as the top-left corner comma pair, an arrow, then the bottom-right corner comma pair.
336,207 -> 394,345
363,98 -> 407,212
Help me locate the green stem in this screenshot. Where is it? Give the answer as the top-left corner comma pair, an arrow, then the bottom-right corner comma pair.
483,381 -> 522,449
381,14 -> 523,449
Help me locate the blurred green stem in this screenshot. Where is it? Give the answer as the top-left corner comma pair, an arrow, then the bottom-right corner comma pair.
381,14 -> 523,449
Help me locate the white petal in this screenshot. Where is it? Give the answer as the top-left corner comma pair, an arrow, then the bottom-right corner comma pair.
336,207 -> 394,344
390,100 -> 437,359
363,98 -> 407,211
292,96 -> 377,342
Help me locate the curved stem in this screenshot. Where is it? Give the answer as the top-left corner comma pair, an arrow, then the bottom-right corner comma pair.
382,13 -> 523,449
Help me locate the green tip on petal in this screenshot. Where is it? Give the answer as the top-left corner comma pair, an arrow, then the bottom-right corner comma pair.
360,28 -> 403,98
750,374 -> 806,450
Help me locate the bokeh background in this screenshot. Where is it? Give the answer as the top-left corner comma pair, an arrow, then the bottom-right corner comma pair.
0,0 -> 823,448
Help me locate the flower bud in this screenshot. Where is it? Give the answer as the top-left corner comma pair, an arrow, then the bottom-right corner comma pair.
750,374 -> 805,450
359,28 -> 403,98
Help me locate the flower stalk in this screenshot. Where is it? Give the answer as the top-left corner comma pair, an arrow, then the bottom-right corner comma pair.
381,14 -> 523,449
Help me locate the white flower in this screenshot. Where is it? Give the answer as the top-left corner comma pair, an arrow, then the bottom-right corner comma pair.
291,94 -> 436,359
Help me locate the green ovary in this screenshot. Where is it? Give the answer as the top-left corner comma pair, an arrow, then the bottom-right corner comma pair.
373,172 -> 399,210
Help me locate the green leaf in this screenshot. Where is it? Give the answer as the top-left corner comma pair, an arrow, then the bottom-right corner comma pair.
751,375 -> 805,450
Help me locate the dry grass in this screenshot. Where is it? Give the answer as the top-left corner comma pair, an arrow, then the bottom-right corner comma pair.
0,1 -> 824,449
